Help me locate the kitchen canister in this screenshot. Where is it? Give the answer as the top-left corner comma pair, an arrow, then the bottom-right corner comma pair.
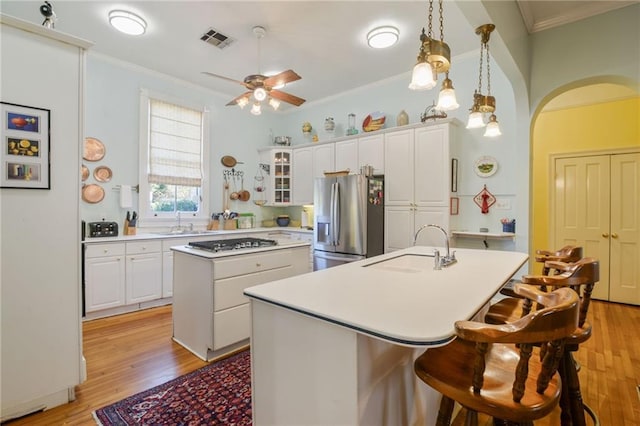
324,117 -> 335,132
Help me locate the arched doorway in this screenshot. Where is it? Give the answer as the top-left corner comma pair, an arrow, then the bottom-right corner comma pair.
530,81 -> 639,304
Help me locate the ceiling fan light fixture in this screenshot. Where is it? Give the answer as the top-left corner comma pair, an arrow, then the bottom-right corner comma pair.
250,102 -> 262,115
253,87 -> 267,101
367,26 -> 399,49
269,98 -> 281,110
466,104 -> 485,129
236,97 -> 249,109
109,10 -> 146,36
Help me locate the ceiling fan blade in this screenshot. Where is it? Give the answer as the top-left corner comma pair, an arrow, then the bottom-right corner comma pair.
264,70 -> 301,88
270,89 -> 306,107
225,92 -> 253,107
202,71 -> 252,89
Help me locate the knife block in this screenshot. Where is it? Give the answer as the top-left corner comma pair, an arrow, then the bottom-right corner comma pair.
207,220 -> 219,230
123,220 -> 137,235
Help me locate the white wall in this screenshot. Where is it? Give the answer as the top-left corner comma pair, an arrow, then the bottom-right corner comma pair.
0,17 -> 89,420
83,54 -> 274,225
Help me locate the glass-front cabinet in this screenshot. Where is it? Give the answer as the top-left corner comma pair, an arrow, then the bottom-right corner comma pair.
259,148 -> 292,205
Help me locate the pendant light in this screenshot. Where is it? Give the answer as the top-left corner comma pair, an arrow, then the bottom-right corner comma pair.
466,24 -> 502,137
409,0 -> 458,111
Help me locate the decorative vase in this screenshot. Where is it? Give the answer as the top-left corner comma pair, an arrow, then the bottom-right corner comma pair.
302,122 -> 312,134
324,117 -> 335,133
397,110 -> 409,126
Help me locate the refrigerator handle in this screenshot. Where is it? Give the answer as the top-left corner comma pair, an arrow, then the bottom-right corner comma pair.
330,182 -> 337,246
334,182 -> 341,245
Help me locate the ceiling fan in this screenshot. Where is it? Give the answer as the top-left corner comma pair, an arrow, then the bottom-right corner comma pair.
202,26 -> 305,112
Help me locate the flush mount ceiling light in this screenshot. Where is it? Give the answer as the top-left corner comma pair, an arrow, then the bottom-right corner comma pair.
466,24 -> 502,137
409,0 -> 459,111
109,10 -> 147,36
367,26 -> 399,49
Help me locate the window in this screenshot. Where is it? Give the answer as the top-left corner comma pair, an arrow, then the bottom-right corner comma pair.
139,90 -> 209,227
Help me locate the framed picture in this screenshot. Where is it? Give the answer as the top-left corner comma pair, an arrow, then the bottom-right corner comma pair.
450,196 -> 459,215
1,102 -> 50,189
451,158 -> 458,192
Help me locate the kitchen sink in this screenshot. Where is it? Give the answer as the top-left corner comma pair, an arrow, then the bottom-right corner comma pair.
363,253 -> 436,273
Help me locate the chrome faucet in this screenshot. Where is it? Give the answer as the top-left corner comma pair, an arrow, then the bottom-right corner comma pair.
413,224 -> 457,269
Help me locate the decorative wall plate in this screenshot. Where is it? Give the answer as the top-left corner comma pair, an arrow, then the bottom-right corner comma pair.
93,165 -> 112,182
83,137 -> 105,162
474,156 -> 498,177
82,184 -> 105,203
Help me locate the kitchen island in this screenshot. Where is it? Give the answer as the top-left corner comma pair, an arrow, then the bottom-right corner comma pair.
244,246 -> 528,426
171,238 -> 311,361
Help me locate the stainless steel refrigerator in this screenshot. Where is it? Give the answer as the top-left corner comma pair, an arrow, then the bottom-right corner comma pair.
313,174 -> 384,270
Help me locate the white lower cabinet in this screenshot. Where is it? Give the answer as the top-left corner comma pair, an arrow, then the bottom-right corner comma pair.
172,245 -> 311,360
84,243 -> 126,312
125,241 -> 162,304
385,207 -> 449,252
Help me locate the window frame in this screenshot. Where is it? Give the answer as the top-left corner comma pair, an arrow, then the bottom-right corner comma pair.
138,88 -> 210,228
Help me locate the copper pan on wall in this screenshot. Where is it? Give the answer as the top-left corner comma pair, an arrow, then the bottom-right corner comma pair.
221,155 -> 244,168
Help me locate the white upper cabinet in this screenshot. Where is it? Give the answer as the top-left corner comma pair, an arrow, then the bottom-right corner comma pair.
292,146 -> 313,205
335,139 -> 358,173
313,143 -> 335,177
357,134 -> 384,175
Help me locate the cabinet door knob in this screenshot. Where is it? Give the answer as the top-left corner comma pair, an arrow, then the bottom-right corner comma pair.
602,233 -> 609,238
256,263 -> 262,267
611,233 -> 619,239
104,249 -> 109,253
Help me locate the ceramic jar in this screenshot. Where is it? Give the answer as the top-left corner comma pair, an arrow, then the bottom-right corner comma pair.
397,110 -> 409,126
324,117 -> 335,132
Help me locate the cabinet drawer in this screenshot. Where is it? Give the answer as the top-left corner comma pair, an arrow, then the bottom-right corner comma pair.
85,243 -> 125,258
126,240 -> 161,255
213,303 -> 250,350
214,266 -> 298,311
214,249 -> 293,280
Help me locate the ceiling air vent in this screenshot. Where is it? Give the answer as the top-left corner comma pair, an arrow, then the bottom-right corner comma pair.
200,28 -> 234,49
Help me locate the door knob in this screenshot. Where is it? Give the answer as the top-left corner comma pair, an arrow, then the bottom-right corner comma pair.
602,233 -> 609,238
612,233 -> 619,239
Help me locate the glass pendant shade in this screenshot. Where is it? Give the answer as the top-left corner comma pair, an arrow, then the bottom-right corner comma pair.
466,111 -> 485,129
409,61 -> 436,90
483,114 -> 502,137
435,77 -> 459,111
250,102 -> 262,115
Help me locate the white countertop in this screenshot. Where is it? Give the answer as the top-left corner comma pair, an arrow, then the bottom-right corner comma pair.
170,239 -> 310,259
82,226 -> 312,244
244,246 -> 528,347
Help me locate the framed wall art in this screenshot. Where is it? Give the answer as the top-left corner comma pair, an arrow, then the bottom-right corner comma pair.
1,102 -> 50,189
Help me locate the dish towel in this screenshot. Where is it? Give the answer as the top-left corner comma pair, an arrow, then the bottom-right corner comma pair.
119,185 -> 133,208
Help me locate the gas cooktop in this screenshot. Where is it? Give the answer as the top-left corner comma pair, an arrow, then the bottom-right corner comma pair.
188,237 -> 278,253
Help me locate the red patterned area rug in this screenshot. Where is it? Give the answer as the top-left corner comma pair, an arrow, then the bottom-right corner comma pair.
93,349 -> 251,425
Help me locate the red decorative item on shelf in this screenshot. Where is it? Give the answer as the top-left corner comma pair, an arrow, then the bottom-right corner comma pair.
474,185 -> 496,214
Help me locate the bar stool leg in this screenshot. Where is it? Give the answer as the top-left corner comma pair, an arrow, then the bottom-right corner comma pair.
436,396 -> 454,426
562,351 -> 587,426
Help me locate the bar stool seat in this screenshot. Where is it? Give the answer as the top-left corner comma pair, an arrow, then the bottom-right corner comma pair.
485,258 -> 600,426
499,245 -> 583,298
414,285 -> 579,425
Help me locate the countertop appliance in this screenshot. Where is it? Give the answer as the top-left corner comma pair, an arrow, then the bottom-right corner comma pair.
313,174 -> 384,270
188,237 -> 277,252
87,221 -> 118,238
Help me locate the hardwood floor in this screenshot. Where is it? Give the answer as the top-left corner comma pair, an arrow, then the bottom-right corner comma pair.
5,301 -> 639,425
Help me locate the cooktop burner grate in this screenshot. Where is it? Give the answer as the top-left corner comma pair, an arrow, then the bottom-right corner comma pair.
188,237 -> 278,252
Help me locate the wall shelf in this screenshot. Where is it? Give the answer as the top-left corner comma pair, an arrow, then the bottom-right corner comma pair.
451,231 -> 515,249
451,231 -> 515,239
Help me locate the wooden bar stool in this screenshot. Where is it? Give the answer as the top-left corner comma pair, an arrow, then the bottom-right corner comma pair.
485,258 -> 600,426
414,285 -> 579,426
500,245 -> 583,298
